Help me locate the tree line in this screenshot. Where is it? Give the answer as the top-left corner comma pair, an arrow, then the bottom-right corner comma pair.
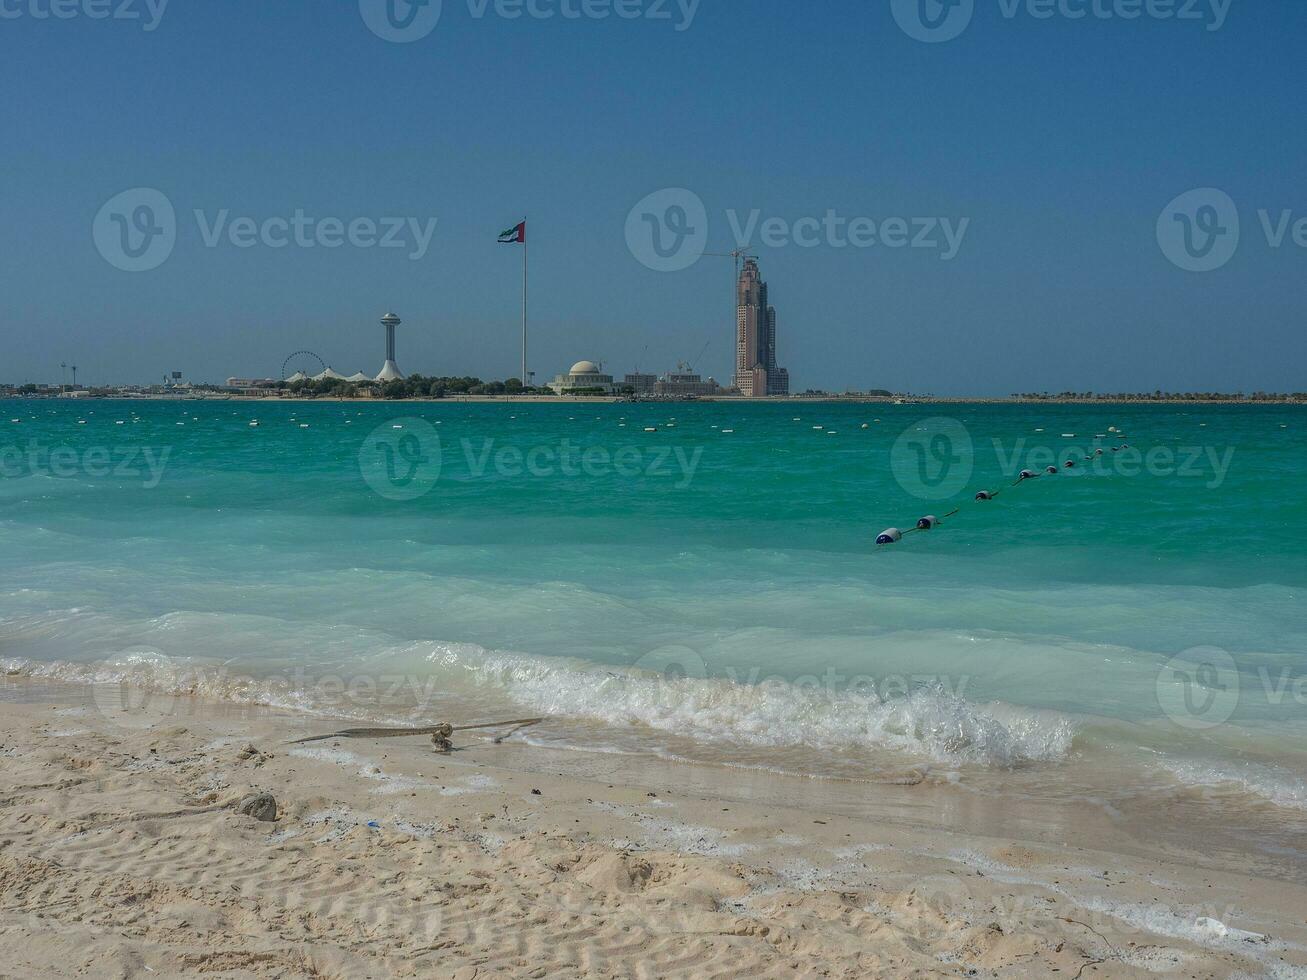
285,375 -> 553,399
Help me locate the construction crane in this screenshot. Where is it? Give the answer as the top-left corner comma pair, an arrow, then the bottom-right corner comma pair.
703,247 -> 758,288
692,341 -> 710,373
701,249 -> 755,383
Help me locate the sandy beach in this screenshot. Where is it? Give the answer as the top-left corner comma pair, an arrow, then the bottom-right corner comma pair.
2,682 -> 1304,979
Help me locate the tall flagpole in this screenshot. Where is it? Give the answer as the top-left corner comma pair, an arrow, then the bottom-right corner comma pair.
521,219 -> 528,388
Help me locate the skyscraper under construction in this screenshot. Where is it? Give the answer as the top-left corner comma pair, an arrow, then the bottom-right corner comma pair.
733,258 -> 789,397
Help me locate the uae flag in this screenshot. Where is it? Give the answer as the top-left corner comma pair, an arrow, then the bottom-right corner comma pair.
498,221 -> 526,244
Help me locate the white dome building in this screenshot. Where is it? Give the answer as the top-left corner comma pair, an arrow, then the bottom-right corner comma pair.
549,360 -> 615,395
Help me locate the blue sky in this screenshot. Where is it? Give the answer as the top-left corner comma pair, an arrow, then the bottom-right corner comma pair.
2,0 -> 1304,394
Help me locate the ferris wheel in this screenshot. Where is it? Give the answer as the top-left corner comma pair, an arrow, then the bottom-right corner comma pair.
281,350 -> 326,380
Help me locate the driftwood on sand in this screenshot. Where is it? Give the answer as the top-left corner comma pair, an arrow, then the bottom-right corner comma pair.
289,718 -> 546,752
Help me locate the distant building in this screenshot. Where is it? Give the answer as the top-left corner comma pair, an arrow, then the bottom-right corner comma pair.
226,378 -> 282,396
733,258 -> 789,397
654,364 -> 721,397
549,360 -> 616,395
376,312 -> 405,381
624,373 -> 658,395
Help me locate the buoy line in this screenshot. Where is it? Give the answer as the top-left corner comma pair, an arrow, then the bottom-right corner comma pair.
876,444 -> 1132,548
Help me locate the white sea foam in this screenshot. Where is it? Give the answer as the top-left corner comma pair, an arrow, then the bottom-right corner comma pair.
1156,758 -> 1307,813
3,641 -> 1077,769
451,648 -> 1078,768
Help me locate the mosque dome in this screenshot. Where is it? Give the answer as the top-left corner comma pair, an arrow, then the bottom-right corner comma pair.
570,360 -> 600,375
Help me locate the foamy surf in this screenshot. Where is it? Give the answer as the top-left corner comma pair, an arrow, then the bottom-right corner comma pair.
453,648 -> 1077,768
4,640 -> 1077,770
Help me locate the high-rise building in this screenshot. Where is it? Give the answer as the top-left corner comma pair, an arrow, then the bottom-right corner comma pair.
733,259 -> 789,397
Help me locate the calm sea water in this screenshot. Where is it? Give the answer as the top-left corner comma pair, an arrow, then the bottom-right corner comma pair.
3,398 -> 1305,856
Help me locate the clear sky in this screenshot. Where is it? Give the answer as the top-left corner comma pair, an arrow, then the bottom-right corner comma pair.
2,0 -> 1304,394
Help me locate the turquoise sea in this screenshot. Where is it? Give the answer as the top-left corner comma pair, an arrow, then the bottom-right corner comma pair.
3,399 -> 1305,865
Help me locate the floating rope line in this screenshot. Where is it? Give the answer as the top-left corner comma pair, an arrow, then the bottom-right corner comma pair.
877,444 -> 1132,549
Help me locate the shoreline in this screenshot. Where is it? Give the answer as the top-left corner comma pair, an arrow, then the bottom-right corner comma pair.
3,680 -> 1306,978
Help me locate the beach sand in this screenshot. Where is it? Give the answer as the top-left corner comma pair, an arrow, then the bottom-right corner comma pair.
3,685 -> 1306,979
